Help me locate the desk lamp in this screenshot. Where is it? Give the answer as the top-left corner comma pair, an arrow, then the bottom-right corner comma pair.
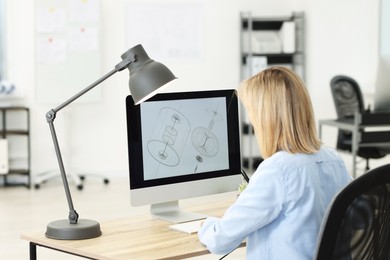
45,44 -> 177,240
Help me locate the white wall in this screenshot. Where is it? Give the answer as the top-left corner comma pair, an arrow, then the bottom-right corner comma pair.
307,0 -> 379,109
4,0 -> 388,179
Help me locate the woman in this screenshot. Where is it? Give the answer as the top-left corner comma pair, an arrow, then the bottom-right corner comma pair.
198,66 -> 352,259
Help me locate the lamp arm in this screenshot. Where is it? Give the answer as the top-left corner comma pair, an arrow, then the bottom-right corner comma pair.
51,53 -> 135,114
45,54 -> 135,224
46,118 -> 79,223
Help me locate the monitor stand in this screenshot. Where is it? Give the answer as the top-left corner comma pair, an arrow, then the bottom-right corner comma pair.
150,201 -> 208,223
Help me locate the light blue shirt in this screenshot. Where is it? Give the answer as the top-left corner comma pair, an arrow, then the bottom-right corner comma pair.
198,147 -> 352,259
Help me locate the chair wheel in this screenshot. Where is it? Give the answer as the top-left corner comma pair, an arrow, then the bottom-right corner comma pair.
35,184 -> 40,189
77,184 -> 83,190
80,175 -> 85,181
104,179 -> 109,185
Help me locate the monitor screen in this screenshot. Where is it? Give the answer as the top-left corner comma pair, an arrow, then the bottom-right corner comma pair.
126,89 -> 242,223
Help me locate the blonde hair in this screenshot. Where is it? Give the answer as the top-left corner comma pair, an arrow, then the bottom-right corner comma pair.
237,66 -> 321,158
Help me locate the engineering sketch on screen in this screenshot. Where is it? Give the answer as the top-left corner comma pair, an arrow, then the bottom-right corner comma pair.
141,97 -> 229,180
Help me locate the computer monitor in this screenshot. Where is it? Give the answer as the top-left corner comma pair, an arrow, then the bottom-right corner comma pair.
126,89 -> 242,223
374,55 -> 390,112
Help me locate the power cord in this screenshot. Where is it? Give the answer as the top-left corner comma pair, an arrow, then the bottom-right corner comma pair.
219,249 -> 235,260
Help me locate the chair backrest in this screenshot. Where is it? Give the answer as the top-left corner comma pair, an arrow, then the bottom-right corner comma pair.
314,164 -> 390,260
330,75 -> 365,119
330,76 -> 366,151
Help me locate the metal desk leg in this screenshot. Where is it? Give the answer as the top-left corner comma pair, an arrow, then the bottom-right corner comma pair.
351,135 -> 357,178
351,113 -> 362,178
30,242 -> 37,260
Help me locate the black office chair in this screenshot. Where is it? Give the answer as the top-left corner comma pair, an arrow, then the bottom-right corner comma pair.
330,75 -> 388,171
314,163 -> 390,260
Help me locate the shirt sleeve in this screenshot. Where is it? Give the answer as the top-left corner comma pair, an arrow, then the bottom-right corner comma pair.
198,164 -> 285,255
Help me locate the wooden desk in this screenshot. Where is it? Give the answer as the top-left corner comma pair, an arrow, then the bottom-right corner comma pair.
319,112 -> 390,177
21,195 -> 236,260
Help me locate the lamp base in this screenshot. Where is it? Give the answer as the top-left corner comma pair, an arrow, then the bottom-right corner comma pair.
46,219 -> 102,240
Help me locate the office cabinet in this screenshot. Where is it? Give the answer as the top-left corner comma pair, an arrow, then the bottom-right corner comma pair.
239,12 -> 305,172
0,106 -> 31,187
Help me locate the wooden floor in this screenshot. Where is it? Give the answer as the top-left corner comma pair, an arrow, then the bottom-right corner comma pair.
1,175 -> 245,259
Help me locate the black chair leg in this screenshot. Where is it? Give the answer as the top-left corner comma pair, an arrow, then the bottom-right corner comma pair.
365,159 -> 370,172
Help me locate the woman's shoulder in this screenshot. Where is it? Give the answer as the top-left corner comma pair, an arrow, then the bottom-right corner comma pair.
262,147 -> 340,164
258,147 -> 341,175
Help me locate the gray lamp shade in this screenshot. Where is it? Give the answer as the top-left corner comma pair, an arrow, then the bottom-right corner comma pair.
121,44 -> 177,104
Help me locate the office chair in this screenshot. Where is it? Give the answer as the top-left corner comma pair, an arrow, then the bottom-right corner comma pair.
330,75 -> 389,171
314,163 -> 390,260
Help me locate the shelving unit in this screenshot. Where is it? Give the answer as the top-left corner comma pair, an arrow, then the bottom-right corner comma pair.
240,12 -> 305,80
0,106 -> 31,188
239,12 -> 305,173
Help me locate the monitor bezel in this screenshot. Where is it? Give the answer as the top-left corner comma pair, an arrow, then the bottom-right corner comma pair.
126,89 -> 241,190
